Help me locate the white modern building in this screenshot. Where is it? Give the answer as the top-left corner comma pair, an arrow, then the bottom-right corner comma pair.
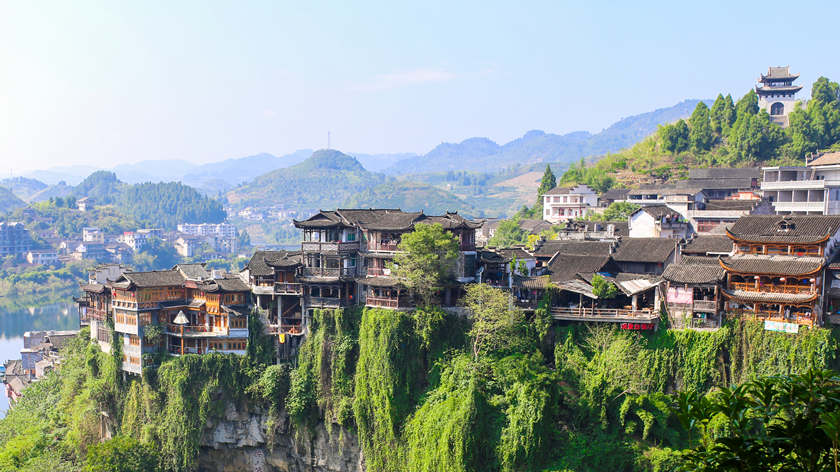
628,205 -> 693,239
761,152 -> 840,215
542,184 -> 599,223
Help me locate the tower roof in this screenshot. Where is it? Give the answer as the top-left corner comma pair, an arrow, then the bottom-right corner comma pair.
759,66 -> 799,83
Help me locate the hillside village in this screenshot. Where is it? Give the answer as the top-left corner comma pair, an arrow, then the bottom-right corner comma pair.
5,66 -> 840,383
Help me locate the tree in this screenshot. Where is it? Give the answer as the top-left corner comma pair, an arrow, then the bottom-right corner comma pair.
735,89 -> 759,116
84,435 -> 160,472
534,164 -> 557,215
789,77 -> 840,158
661,119 -> 690,154
675,369 -> 840,471
689,102 -> 714,152
464,283 -> 525,360
602,201 -> 640,221
390,223 -> 459,306
591,274 -> 618,299
132,237 -> 180,271
710,94 -> 727,134
488,219 -> 527,247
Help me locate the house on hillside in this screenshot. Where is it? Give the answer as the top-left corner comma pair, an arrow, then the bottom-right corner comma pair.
612,237 -> 679,275
720,215 -> 840,327
628,205 -> 693,239
762,152 -> 840,215
662,256 -> 725,329
542,184 -> 599,223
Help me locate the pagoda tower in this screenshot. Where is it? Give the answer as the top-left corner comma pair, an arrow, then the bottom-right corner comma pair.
756,66 -> 802,127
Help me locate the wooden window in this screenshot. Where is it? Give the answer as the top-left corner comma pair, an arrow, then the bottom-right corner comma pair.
129,335 -> 140,346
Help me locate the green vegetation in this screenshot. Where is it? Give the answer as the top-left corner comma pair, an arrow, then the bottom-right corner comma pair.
488,218 -> 528,247
0,186 -> 26,215
4,293 -> 840,471
561,77 -> 840,190
390,223 -> 459,306
118,182 -> 225,229
0,260 -> 90,310
343,182 -> 476,216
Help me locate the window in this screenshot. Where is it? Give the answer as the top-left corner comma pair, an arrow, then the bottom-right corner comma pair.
129,335 -> 140,346
770,102 -> 784,115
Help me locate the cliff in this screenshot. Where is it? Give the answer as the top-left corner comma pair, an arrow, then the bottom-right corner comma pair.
198,402 -> 362,472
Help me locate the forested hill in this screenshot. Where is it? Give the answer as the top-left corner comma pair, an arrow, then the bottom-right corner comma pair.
559,77 -> 840,192
383,99 -> 708,175
227,149 -> 388,209
3,170 -> 226,229
0,186 -> 26,215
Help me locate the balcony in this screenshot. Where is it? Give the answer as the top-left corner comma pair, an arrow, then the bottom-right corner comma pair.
302,267 -> 356,278
252,284 -> 275,295
301,241 -> 360,253
168,345 -> 205,355
367,267 -> 392,277
166,324 -> 221,336
551,307 -> 658,323
365,296 -> 401,309
368,241 -> 400,252
305,296 -> 345,307
761,179 -> 831,191
771,200 -> 826,213
692,300 -> 718,312
729,282 -> 815,294
275,282 -> 303,295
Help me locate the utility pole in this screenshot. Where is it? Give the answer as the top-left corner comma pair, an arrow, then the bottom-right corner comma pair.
327,131 -> 331,150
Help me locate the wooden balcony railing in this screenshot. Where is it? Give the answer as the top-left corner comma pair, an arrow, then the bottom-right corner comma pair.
692,300 -> 717,312
367,267 -> 391,277
551,307 -> 656,320
302,267 -> 356,278
728,310 -> 815,327
365,296 -> 400,309
275,282 -> 303,295
301,241 -> 360,252
305,296 -> 345,307
368,241 -> 400,252
729,282 -> 814,294
166,324 -> 214,335
168,345 -> 204,355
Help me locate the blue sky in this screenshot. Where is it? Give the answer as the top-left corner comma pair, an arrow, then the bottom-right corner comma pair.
2,0 -> 839,172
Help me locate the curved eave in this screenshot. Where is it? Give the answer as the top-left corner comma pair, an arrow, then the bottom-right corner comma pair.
724,227 -> 830,245
717,258 -> 824,277
721,289 -> 818,305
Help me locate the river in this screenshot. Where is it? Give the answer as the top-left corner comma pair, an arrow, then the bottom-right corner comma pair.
0,300 -> 79,417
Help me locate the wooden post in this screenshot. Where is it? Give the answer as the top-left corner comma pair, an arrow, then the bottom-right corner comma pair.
180,325 -> 184,355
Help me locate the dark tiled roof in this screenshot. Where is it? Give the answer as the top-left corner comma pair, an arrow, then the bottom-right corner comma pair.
418,212 -> 482,230
613,238 -> 677,264
120,270 -> 185,288
662,260 -> 725,284
683,236 -> 733,255
547,254 -> 615,283
200,277 -> 250,293
513,274 -> 549,289
687,168 -> 760,180
264,250 -> 301,268
544,186 -> 572,195
479,249 -> 508,264
176,263 -> 210,280
704,200 -> 757,211
293,210 -> 346,228
340,209 -> 422,231
518,219 -> 554,234
628,185 -> 703,196
600,188 -> 630,200
727,215 -> 840,243
720,254 -> 824,276
247,251 -> 274,276
497,247 -> 534,260
635,205 -> 683,219
81,283 -> 106,293
533,240 -> 612,258
722,289 -> 816,304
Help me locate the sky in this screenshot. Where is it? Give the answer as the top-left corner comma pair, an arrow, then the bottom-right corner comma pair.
2,0 -> 840,173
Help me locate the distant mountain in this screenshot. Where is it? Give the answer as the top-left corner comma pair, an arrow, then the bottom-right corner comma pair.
112,160 -> 196,184
23,165 -> 99,186
0,177 -> 47,202
343,182 -> 475,215
350,152 -> 420,172
227,149 -> 387,209
28,181 -> 76,202
383,99 -> 709,174
182,151 -> 312,194
0,186 -> 27,215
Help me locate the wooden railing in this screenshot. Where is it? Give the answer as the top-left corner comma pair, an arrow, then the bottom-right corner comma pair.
301,241 -> 360,252
365,296 -> 400,309
302,267 -> 356,278
168,345 -> 204,355
368,241 -> 399,252
728,310 -> 815,327
275,282 -> 303,294
729,282 -> 814,294
693,300 -> 717,312
305,296 -> 345,307
551,307 -> 656,319
166,323 -> 214,334
367,267 -> 391,277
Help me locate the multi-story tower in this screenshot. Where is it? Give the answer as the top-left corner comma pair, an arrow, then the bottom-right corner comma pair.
756,66 -> 802,127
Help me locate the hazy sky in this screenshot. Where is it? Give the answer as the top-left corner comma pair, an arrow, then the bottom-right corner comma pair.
2,0 -> 840,172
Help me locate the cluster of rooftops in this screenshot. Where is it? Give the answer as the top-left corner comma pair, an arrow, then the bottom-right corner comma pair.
76,208 -> 840,373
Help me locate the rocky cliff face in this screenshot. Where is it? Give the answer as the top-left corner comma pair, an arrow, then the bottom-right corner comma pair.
198,402 -> 363,472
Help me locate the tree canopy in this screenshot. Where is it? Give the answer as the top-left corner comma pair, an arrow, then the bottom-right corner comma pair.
390,223 -> 459,306
464,283 -> 526,360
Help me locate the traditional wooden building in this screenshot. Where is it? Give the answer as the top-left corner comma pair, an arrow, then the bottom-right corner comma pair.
720,215 -> 840,327
662,256 -> 725,328
294,209 -> 480,312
